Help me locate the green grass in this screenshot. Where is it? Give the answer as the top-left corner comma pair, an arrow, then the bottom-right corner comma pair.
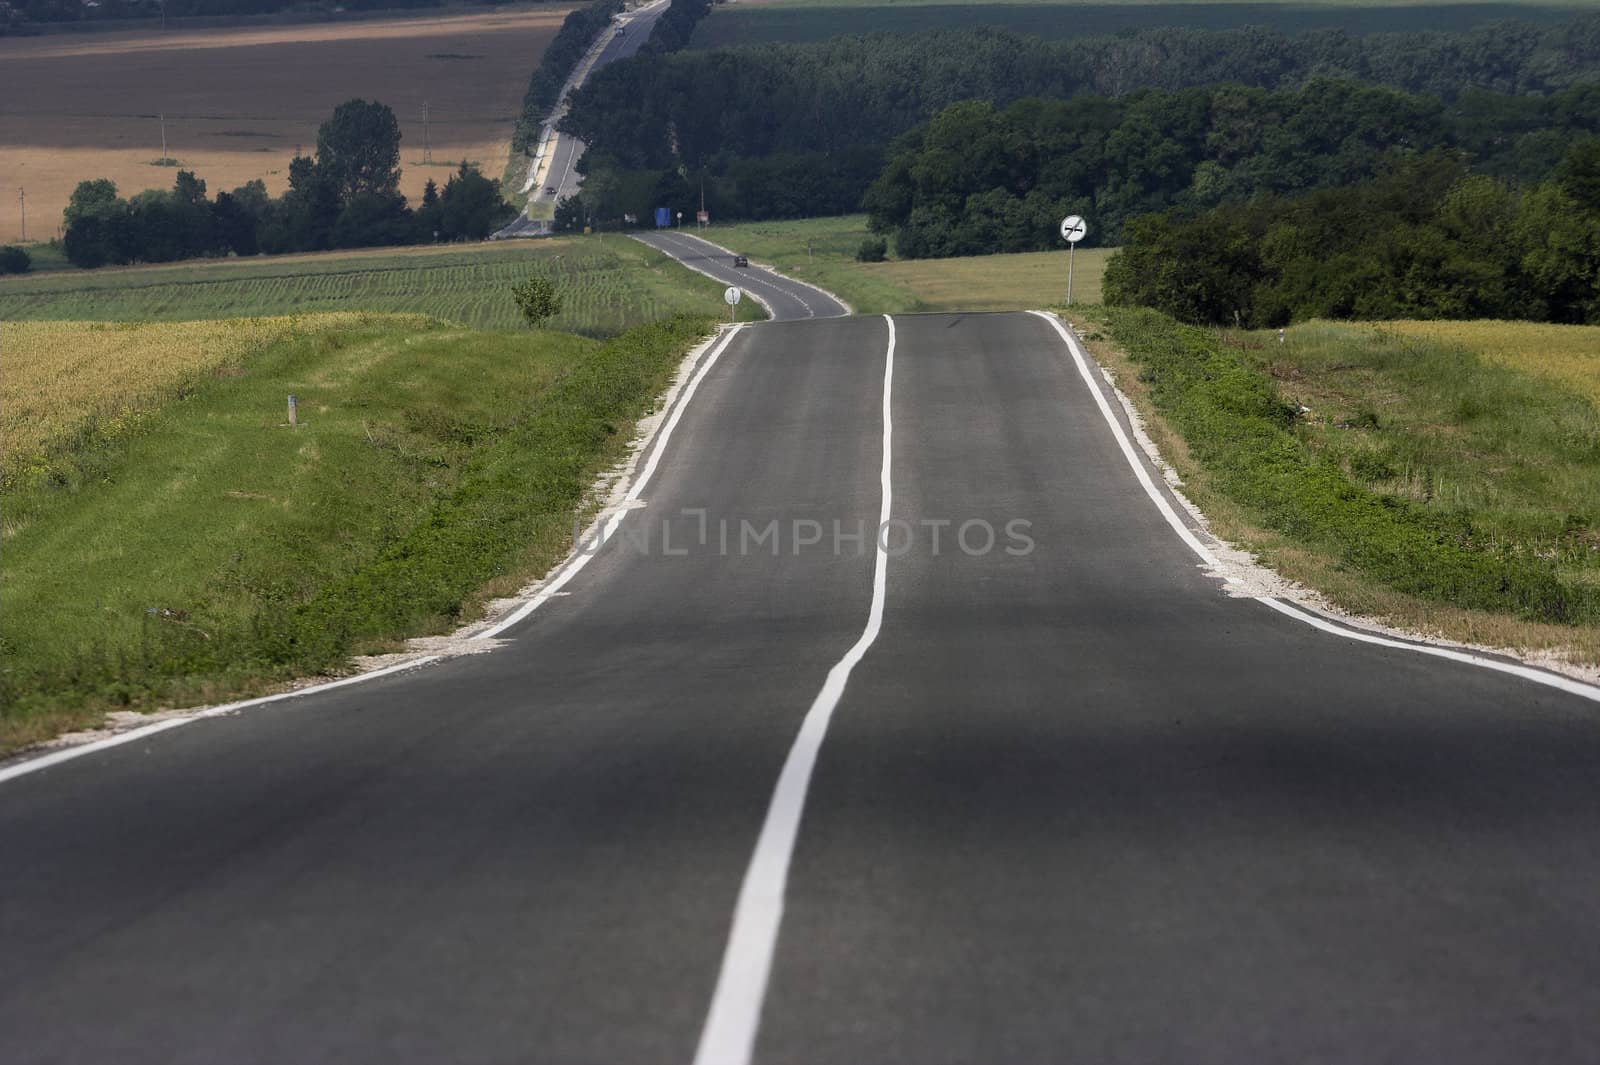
0,236 -> 763,337
1092,306 -> 1600,626
707,215 -> 1110,313
1252,321 -> 1600,580
689,0 -> 1589,49
0,312 -> 714,752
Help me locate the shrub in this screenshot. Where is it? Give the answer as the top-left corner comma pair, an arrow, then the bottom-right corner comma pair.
0,246 -> 30,274
512,275 -> 564,328
856,236 -> 888,263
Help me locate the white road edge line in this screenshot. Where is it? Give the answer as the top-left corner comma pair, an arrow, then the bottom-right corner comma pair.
0,656 -> 442,786
692,314 -> 897,1065
480,323 -> 743,638
1029,310 -> 1600,706
0,325 -> 748,787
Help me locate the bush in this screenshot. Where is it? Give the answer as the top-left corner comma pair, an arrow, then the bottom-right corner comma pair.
0,246 -> 30,275
512,275 -> 564,327
855,236 -> 888,263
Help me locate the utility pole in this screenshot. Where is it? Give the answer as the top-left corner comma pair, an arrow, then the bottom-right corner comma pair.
18,188 -> 25,243
160,113 -> 168,161
422,101 -> 432,164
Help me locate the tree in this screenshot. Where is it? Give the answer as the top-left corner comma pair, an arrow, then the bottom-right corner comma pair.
62,179 -> 132,268
438,163 -> 514,240
418,178 -> 442,240
1557,136 -> 1600,213
0,246 -> 30,275
511,275 -> 563,327
315,99 -> 403,205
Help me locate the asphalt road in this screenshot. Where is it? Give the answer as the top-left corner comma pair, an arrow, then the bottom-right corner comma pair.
634,230 -> 851,321
5,310 -> 1600,1063
496,0 -> 670,238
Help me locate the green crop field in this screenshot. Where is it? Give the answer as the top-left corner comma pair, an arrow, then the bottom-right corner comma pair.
688,0 -> 1587,50
0,237 -> 763,337
707,215 -> 1110,314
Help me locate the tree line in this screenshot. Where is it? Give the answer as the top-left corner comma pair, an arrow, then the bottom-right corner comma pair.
61,100 -> 511,268
511,0 -> 711,154
559,17 -> 1600,225
1103,144 -> 1600,327
864,83 -> 1600,256
512,0 -> 625,153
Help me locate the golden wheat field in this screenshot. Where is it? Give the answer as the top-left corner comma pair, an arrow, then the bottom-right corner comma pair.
1387,320 -> 1600,407
0,4 -> 570,243
0,314 -> 421,472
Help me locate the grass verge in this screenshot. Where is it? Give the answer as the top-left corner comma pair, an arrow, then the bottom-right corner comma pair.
1070,306 -> 1600,663
1,312 -> 713,753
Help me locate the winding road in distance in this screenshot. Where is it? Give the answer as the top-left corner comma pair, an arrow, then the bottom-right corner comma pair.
3,245 -> 1600,1064
634,229 -> 851,320
495,0 -> 671,239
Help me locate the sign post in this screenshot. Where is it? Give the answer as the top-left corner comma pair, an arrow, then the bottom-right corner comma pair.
1060,214 -> 1088,304
724,285 -> 742,323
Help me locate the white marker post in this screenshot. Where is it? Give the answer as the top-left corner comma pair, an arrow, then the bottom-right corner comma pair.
724,285 -> 742,323
1060,214 -> 1088,304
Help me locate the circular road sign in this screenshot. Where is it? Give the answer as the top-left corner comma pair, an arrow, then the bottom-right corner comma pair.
724,286 -> 742,305
1061,215 -> 1088,244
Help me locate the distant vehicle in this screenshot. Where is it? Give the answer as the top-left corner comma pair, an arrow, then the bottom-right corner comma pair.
545,186 -> 556,196
733,255 -> 748,267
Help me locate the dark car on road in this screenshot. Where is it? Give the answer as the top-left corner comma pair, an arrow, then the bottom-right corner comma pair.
733,255 -> 748,267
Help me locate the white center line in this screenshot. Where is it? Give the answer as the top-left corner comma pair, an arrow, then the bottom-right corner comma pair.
691,314 -> 897,1065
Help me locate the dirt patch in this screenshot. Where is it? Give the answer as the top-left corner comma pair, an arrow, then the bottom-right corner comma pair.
0,4 -> 573,242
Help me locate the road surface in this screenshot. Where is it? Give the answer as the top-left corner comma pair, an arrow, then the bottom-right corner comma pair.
4,307 -> 1600,1063
635,230 -> 851,320
495,0 -> 671,239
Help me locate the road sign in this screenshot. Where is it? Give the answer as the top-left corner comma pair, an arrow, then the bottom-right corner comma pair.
724,286 -> 741,305
654,207 -> 670,227
1060,215 -> 1088,305
697,210 -> 710,226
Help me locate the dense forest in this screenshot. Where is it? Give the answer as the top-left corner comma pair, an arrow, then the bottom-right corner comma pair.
61,101 -> 511,267
864,83 -> 1600,256
560,16 -> 1600,226
1102,144 -> 1600,327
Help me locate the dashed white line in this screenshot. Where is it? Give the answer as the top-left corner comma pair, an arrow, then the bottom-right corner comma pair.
691,314 -> 897,1065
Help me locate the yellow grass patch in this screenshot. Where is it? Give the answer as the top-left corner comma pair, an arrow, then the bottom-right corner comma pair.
1385,320 -> 1600,407
0,5 -> 571,243
866,247 -> 1111,311
0,313 -> 422,472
